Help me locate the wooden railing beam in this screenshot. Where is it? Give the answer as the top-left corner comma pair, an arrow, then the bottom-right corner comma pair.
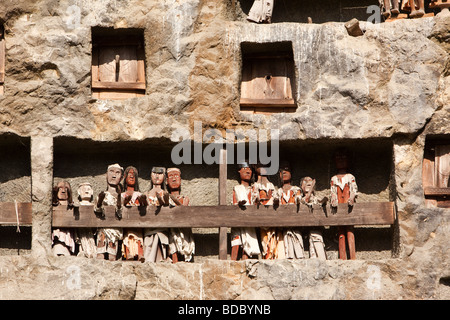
0,202 -> 32,226
52,201 -> 396,228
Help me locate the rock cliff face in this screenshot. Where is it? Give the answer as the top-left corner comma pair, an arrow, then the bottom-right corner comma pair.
0,0 -> 448,299
2,0 -> 444,140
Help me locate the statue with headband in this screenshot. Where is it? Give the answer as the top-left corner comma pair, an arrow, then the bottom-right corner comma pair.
253,162 -> 278,206
146,166 -> 170,206
166,167 -> 195,263
77,182 -> 94,206
94,163 -> 124,261
230,161 -> 261,260
75,182 -> 96,258
276,161 -> 305,260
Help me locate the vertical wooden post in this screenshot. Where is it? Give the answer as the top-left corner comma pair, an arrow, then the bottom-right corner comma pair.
219,148 -> 228,260
31,136 -> 54,257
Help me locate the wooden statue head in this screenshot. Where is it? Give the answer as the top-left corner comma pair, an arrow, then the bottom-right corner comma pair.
300,176 -> 315,195
238,161 -> 253,183
78,182 -> 93,203
53,180 -> 73,206
123,166 -> 139,191
150,166 -> 166,189
167,168 -> 181,192
279,161 -> 292,185
106,163 -> 123,187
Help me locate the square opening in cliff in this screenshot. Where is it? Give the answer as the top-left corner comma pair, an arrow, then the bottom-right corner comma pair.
91,27 -> 146,100
239,41 -> 297,114
423,137 -> 450,208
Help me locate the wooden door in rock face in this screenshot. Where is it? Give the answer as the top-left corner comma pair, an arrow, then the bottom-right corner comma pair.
435,145 -> 450,189
423,141 -> 450,208
240,53 -> 296,113
92,40 -> 145,100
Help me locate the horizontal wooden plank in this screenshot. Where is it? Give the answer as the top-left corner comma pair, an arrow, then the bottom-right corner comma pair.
424,187 -> 450,196
240,98 -> 296,107
52,202 -> 395,228
437,200 -> 450,208
0,202 -> 32,226
91,80 -> 146,90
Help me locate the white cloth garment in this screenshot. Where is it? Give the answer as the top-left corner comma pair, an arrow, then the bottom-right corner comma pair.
309,229 -> 326,260
94,190 -> 123,255
76,228 -> 97,258
302,193 -> 327,260
231,184 -> 261,256
247,0 -> 274,23
277,186 -> 301,204
253,181 -> 276,205
167,195 -> 195,261
330,173 -> 358,207
144,193 -> 170,262
168,228 -> 195,262
283,229 -> 305,259
52,228 -> 76,256
143,228 -> 169,262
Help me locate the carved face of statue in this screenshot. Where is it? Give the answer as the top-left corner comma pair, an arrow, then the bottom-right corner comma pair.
167,169 -> 181,190
151,172 -> 165,186
78,183 -> 93,201
280,169 -> 291,183
107,166 -> 123,186
301,177 -> 314,194
126,169 -> 136,187
239,167 -> 253,182
57,181 -> 70,201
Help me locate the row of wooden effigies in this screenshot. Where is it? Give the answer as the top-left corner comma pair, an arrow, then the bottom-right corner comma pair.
245,0 -> 449,24
52,147 -> 360,262
229,148 -> 357,261
381,0 -> 449,20
52,165 -> 194,263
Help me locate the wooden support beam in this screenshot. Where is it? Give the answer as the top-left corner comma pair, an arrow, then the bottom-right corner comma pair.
424,187 -> 450,208
219,148 -> 228,260
52,201 -> 396,228
91,81 -> 146,90
240,98 -> 296,108
0,202 -> 33,226
424,187 -> 450,197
